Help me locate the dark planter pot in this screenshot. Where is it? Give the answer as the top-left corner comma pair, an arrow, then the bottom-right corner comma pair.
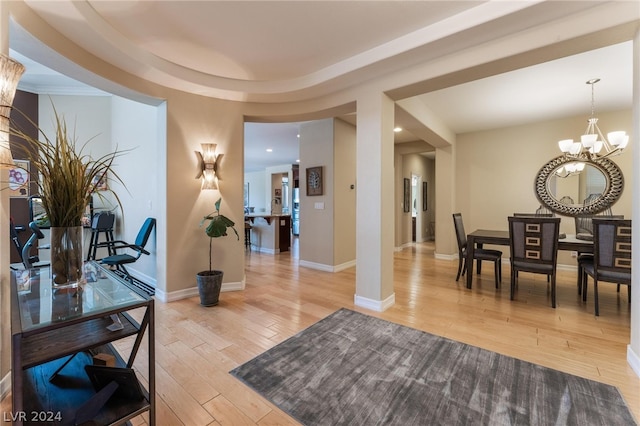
196,270 -> 223,306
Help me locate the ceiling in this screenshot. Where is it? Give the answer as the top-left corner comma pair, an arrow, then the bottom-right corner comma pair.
8,1 -> 635,172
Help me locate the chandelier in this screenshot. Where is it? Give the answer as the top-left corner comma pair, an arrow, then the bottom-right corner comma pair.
555,161 -> 585,178
557,78 -> 629,161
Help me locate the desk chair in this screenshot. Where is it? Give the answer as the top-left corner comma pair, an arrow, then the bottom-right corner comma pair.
99,218 -> 156,283
579,218 -> 631,316
508,216 -> 561,307
453,213 -> 502,288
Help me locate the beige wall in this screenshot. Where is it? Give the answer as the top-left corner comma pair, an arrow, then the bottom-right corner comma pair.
333,119 -> 356,268
299,119 -> 334,267
454,109 -> 633,266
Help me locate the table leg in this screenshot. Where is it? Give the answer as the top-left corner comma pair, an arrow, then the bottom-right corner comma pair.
466,235 -> 475,289
476,243 -> 483,275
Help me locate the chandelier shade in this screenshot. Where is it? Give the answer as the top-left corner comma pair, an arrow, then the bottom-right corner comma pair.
557,79 -> 628,162
0,53 -> 25,167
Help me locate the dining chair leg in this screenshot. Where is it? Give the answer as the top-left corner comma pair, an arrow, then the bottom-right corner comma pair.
582,273 -> 588,302
594,279 -> 600,316
577,264 -> 582,295
493,261 -> 499,288
455,256 -> 463,281
551,274 -> 557,308
510,269 -> 517,300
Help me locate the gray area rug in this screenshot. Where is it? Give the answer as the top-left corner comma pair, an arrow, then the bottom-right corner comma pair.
230,308 -> 637,425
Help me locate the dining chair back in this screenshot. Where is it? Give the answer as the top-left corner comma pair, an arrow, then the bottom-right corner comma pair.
508,216 -> 561,307
580,218 -> 631,316
453,213 -> 502,287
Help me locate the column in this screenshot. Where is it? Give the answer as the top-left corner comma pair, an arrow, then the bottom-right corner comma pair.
354,91 -> 395,311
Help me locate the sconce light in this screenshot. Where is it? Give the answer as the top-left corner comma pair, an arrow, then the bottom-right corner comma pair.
0,53 -> 25,167
195,143 -> 222,190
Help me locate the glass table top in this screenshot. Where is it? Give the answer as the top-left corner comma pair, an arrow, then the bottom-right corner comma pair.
14,261 -> 147,332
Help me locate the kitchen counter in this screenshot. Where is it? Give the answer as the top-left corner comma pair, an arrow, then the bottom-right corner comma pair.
245,214 -> 291,253
245,213 -> 291,225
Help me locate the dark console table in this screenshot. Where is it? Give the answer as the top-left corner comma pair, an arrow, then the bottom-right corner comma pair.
11,261 -> 155,425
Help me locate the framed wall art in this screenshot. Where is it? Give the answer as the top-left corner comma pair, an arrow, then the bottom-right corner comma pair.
422,182 -> 428,211
403,178 -> 410,213
306,166 -> 323,196
91,169 -> 108,191
9,160 -> 29,198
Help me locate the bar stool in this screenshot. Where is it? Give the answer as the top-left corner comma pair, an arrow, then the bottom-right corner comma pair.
244,222 -> 252,251
86,211 -> 116,260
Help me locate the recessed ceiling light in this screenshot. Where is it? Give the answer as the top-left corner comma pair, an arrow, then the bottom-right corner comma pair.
394,127 -> 403,132
266,148 -> 273,152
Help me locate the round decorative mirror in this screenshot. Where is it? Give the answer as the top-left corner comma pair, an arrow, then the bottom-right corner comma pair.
534,156 -> 624,216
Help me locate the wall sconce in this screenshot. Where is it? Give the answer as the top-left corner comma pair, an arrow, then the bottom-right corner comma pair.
0,53 -> 25,167
195,143 -> 222,190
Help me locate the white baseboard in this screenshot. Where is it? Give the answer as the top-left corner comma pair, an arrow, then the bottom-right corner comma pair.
627,344 -> 640,378
129,268 -> 157,287
354,293 -> 395,312
299,260 -> 333,272
252,246 -> 278,254
155,279 -> 245,302
435,252 -> 456,261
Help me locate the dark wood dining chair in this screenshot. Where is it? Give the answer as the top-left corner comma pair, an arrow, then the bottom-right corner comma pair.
452,213 -> 502,288
579,218 -> 631,316
508,216 -> 561,307
575,214 -> 623,295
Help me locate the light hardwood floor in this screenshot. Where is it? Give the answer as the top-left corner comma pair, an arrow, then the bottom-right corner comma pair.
3,239 -> 638,424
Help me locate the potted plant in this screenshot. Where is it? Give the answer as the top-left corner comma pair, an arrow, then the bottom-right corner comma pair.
197,197 -> 239,306
6,107 -> 126,286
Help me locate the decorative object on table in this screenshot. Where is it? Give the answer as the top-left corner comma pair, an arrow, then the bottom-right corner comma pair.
197,197 -> 239,306
557,78 -> 629,161
6,107 -> 127,287
306,166 -> 323,196
231,308 -> 637,426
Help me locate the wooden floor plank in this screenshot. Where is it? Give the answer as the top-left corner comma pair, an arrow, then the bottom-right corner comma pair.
3,240 -> 638,425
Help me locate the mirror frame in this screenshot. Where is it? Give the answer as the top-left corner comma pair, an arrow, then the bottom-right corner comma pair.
534,155 -> 624,217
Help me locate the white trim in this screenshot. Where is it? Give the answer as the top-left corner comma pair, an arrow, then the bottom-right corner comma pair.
154,280 -> 245,302
129,268 -> 157,288
628,344 -> 640,378
253,246 -> 278,255
299,260 -> 333,272
435,252 -> 456,261
333,260 -> 356,272
354,293 -> 396,312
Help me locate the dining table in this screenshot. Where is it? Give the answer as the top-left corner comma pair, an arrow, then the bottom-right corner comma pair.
465,229 -> 594,289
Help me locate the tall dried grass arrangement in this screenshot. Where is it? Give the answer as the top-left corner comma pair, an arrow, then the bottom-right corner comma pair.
6,107 -> 127,227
